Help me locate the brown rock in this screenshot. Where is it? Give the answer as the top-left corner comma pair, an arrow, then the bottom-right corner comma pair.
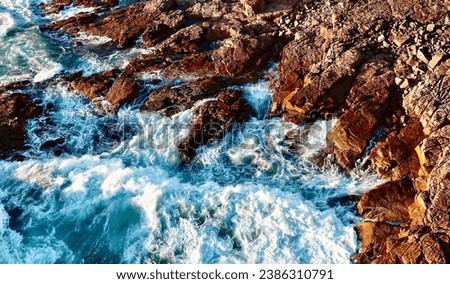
69,70 -> 120,100
403,60 -> 450,135
0,94 -> 42,159
141,13 -> 185,48
106,74 -> 140,108
418,125 -> 450,175
241,0 -> 266,17
42,0 -> 118,14
369,118 -> 424,181
155,24 -> 205,53
273,41 -> 364,123
47,2 -> 182,48
186,0 -> 235,19
140,77 -> 224,116
177,90 -> 251,162
358,180 -> 416,223
329,57 -> 395,170
205,21 -> 243,42
211,34 -> 275,77
163,52 -> 216,79
388,0 -> 448,24
143,0 -> 177,13
353,222 -> 401,263
329,108 -> 378,169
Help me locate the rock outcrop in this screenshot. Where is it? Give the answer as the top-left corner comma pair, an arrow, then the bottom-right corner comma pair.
177,90 -> 251,162
270,0 -> 450,263
140,77 -> 224,117
0,93 -> 42,159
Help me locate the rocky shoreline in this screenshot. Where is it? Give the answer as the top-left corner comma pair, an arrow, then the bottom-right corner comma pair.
1,0 -> 450,263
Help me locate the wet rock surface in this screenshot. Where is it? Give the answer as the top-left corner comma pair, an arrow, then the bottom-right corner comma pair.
0,93 -> 42,159
177,90 -> 251,162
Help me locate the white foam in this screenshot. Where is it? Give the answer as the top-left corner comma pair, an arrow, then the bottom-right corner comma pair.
75,32 -> 112,46
33,61 -> 63,82
232,80 -> 273,119
0,26 -> 63,85
0,12 -> 15,37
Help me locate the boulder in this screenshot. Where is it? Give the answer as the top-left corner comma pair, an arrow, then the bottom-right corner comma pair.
328,57 -> 396,170
143,0 -> 177,13
140,77 -> 224,116
177,90 -> 251,162
241,0 -> 266,17
369,118 -> 424,181
211,34 -> 275,77
358,180 -> 417,223
106,74 -> 140,108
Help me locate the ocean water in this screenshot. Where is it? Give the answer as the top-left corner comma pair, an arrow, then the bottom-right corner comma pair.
0,0 -> 382,263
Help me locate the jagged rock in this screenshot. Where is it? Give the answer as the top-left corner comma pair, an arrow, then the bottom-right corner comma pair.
140,13 -> 186,48
403,60 -> 450,135
418,125 -> 450,175
205,20 -> 243,41
272,41 -> 364,123
329,108 -> 378,170
425,149 -> 450,232
186,0 -> 235,19
106,74 -> 140,108
155,24 -> 206,53
162,52 -> 216,79
140,77 -> 224,116
47,2 -> 182,48
177,90 -> 251,162
211,34 -> 275,76
42,0 -> 118,14
369,118 -> 424,181
329,57 -> 395,170
31,0 -> 450,264
0,93 -> 42,159
241,0 -> 266,17
353,222 -> 401,264
69,70 -> 120,100
358,180 -> 417,223
144,0 -> 177,13
355,225 -> 449,264
388,0 -> 449,24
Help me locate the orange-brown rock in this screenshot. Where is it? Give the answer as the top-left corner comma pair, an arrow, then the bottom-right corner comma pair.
328,57 -> 396,170
47,2 -> 182,48
70,70 -> 120,100
211,34 -> 276,77
241,0 -> 266,16
358,180 -> 416,223
369,118 -> 425,181
353,221 -> 401,264
29,0 -> 450,264
106,74 -> 140,108
41,0 -> 118,14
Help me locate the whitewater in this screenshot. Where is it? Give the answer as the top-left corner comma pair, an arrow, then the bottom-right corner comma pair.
0,0 -> 382,263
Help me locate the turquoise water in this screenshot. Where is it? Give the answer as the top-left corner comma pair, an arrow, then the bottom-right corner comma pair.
0,0 -> 381,263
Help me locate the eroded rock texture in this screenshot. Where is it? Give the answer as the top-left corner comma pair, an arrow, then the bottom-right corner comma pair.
0,93 -> 42,159
269,0 -> 450,263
